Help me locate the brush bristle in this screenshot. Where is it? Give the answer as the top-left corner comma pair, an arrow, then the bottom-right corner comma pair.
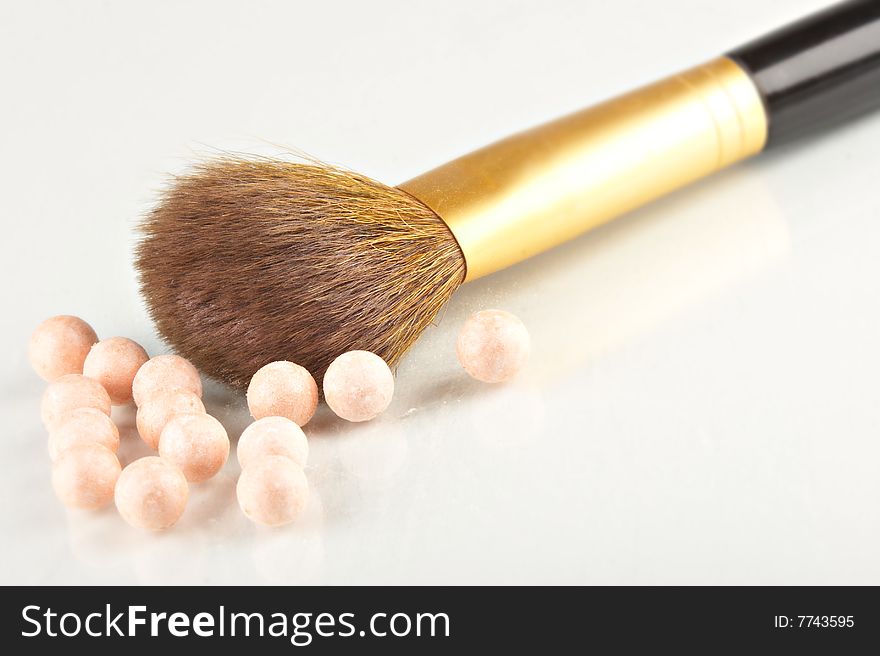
136,157 -> 466,389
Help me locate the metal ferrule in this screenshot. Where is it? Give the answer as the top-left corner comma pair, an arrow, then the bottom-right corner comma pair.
399,56 -> 768,281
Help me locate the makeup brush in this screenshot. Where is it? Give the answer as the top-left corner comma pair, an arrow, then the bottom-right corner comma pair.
138,0 -> 880,389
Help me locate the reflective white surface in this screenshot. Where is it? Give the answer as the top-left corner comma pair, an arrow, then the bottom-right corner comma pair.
2,0 -> 879,585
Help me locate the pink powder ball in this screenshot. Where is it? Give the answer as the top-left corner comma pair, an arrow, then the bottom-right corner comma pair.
41,374 -> 112,430
246,361 -> 318,426
82,337 -> 150,405
48,407 -> 120,461
456,309 -> 531,383
51,443 -> 121,510
158,413 -> 230,483
322,350 -> 394,422
28,315 -> 98,382
135,389 -> 206,450
236,455 -> 309,527
132,354 -> 203,407
237,416 -> 309,470
115,456 -> 189,530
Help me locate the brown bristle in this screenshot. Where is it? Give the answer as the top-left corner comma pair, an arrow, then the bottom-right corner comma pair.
136,157 -> 466,389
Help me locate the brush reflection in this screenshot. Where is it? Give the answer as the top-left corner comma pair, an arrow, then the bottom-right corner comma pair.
407,164 -> 790,390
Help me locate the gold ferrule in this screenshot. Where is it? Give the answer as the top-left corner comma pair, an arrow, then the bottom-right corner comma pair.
398,56 -> 768,281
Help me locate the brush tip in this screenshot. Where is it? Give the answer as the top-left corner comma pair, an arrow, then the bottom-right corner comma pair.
136,157 -> 465,388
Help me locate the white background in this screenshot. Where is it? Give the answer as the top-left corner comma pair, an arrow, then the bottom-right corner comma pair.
2,0 -> 878,585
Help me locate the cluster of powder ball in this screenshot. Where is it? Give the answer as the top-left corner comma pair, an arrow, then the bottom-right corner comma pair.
29,309 -> 529,530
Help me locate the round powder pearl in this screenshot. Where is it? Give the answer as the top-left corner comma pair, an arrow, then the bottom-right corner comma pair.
135,389 -> 206,450
28,315 -> 98,382
41,374 -> 112,430
51,443 -> 121,510
82,337 -> 150,405
236,455 -> 309,527
237,416 -> 309,470
456,309 -> 531,383
247,361 -> 318,426
132,354 -> 202,408
48,407 -> 120,461
323,350 -> 394,422
115,456 -> 189,530
158,413 -> 230,483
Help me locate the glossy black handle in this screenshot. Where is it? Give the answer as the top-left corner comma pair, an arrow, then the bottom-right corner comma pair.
728,0 -> 880,147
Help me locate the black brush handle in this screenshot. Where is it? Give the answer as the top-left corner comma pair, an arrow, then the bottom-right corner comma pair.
728,0 -> 880,147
